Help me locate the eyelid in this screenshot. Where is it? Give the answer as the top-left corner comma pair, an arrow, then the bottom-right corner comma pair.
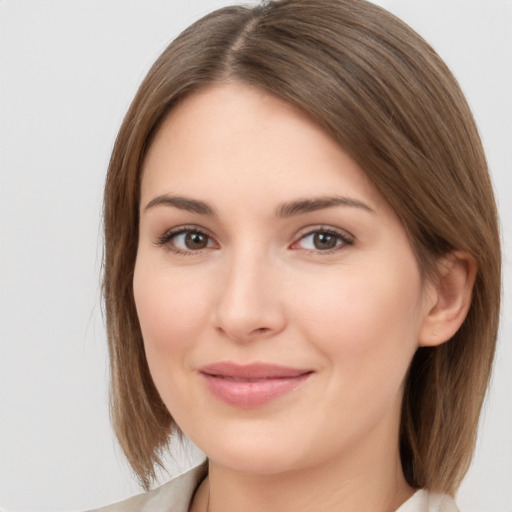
154,225 -> 219,253
153,224 -> 353,255
290,225 -> 354,253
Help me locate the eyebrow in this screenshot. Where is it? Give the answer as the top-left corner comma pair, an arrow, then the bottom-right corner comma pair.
144,195 -> 216,215
143,194 -> 374,217
276,196 -> 375,217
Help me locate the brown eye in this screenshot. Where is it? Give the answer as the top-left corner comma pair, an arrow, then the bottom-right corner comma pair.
293,228 -> 353,253
156,228 -> 216,253
184,231 -> 209,250
313,232 -> 338,250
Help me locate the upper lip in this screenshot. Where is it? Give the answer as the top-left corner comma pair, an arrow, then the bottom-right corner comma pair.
199,362 -> 313,380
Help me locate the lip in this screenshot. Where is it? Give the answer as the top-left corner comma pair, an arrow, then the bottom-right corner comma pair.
199,362 -> 313,408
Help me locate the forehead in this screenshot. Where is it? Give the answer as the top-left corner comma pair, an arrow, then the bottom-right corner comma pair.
140,82 -> 387,214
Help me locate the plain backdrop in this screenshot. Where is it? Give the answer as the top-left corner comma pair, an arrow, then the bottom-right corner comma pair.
1,1 -> 511,511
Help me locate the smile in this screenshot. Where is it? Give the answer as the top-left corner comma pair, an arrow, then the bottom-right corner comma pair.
199,362 -> 313,408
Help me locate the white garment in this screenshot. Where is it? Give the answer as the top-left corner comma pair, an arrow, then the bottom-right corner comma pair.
396,488 -> 460,512
88,463 -> 460,512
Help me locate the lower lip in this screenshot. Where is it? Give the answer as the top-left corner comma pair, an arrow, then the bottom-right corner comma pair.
201,373 -> 311,408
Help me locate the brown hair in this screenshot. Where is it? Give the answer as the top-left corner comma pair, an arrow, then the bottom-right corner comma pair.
103,0 -> 501,493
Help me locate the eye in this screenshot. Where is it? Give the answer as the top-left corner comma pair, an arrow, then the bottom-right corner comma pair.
174,231 -> 211,250
292,228 -> 353,253
155,227 -> 217,253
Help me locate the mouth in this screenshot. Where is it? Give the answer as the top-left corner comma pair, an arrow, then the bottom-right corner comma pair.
199,362 -> 313,408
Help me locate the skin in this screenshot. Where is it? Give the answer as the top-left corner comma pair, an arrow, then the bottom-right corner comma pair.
133,82 -> 467,512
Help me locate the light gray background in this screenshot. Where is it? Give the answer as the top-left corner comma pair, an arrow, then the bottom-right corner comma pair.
1,1 -> 511,511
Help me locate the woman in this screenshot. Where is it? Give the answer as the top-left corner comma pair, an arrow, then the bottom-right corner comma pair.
97,0 -> 501,510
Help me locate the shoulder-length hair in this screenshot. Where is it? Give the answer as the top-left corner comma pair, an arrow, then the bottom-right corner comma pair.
103,0 -> 501,492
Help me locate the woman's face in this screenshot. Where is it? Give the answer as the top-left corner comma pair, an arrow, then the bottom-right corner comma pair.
134,83 -> 434,475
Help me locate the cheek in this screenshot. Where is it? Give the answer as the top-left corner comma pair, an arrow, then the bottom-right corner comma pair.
293,260 -> 424,382
133,260 -> 211,361
133,259 -> 216,420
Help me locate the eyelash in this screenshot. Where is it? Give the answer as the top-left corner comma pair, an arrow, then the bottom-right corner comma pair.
155,226 -> 217,256
154,225 -> 353,255
292,226 -> 353,254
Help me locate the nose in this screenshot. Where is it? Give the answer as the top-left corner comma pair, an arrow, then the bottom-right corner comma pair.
212,249 -> 287,342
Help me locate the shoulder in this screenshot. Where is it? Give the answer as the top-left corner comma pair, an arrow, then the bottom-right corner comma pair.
397,489 -> 461,512
86,463 -> 208,512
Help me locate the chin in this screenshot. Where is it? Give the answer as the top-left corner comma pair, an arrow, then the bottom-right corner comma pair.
195,434 -> 302,475
201,430 -> 343,478
210,451 -> 299,475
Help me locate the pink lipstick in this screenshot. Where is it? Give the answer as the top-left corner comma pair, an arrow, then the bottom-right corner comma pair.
199,362 -> 312,408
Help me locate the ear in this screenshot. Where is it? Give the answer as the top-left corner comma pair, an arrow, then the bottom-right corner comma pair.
418,251 -> 477,347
